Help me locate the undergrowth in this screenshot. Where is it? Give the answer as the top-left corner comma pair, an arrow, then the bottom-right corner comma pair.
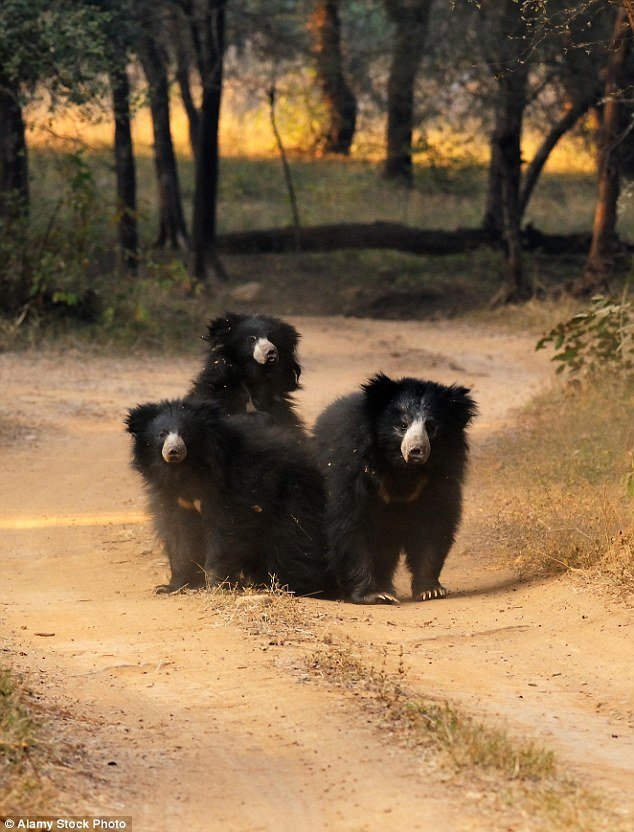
482,379 -> 633,590
204,584 -> 624,831
0,668 -> 41,813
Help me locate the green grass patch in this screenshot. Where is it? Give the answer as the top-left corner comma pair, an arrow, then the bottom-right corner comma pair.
2,151 -> 631,349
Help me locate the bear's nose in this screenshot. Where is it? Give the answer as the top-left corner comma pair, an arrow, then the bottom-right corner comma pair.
253,338 -> 279,365
408,446 -> 428,462
264,344 -> 278,363
162,434 -> 187,463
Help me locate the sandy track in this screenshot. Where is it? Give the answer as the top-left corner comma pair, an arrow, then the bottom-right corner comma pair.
1,317 -> 632,830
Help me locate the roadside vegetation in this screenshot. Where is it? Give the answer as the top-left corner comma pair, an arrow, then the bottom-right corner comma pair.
1,149 -> 630,352
205,583 -> 627,832
0,668 -> 44,814
483,294 -> 634,591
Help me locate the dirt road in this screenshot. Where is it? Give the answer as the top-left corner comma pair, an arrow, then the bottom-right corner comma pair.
1,317 -> 632,831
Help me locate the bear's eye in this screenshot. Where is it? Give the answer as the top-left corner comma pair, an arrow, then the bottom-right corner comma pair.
398,419 -> 409,431
247,335 -> 257,344
426,418 -> 438,438
159,429 -> 169,439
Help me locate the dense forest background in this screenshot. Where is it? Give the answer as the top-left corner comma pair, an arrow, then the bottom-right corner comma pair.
1,0 -> 634,346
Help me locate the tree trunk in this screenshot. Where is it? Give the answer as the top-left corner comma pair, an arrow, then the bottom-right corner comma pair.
478,0 -> 531,300
139,35 -> 188,249
483,71 -> 529,239
111,65 -> 138,274
576,7 -> 632,296
310,0 -> 357,155
0,79 -> 29,219
518,92 -> 598,219
175,34 -> 200,160
383,0 -> 432,185
190,0 -> 227,283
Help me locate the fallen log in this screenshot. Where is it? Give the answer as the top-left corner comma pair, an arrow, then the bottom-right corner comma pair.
215,221 -> 600,258
216,222 -> 493,256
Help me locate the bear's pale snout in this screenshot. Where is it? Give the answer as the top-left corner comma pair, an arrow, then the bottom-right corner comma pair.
253,338 -> 279,365
401,421 -> 430,465
162,433 -> 187,463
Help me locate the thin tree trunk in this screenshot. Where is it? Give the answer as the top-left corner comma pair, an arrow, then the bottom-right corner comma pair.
478,0 -> 531,300
310,0 -> 357,155
483,69 -> 529,238
519,93 -> 598,219
479,0 -> 529,239
175,39 -> 200,159
0,79 -> 29,219
383,0 -> 432,185
190,0 -> 227,283
268,87 -> 301,250
111,65 -> 138,273
576,7 -> 631,296
139,35 -> 188,249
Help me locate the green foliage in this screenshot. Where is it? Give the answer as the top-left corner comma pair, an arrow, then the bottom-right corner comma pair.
0,0 -> 111,101
0,151 -> 103,321
536,292 -> 634,377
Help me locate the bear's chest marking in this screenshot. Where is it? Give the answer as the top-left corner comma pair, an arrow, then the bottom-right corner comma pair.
241,383 -> 258,413
377,474 -> 429,505
177,497 -> 202,513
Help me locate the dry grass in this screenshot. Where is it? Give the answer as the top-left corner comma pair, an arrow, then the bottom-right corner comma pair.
0,666 -> 100,816
203,578 -> 331,645
307,642 -> 555,781
479,379 -> 634,593
203,585 -> 627,831
305,642 -> 626,832
0,667 -> 46,814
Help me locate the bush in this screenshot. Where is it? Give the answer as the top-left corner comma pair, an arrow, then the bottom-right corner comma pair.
535,290 -> 634,378
0,152 -> 104,324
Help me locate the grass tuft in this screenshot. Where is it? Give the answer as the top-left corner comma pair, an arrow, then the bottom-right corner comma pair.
480,379 -> 634,592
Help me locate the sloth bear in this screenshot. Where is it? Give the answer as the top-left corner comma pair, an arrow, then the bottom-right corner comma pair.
313,373 -> 477,604
188,312 -> 304,433
126,398 -> 330,597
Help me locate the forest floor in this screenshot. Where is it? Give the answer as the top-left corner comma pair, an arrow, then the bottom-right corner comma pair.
0,316 -> 632,831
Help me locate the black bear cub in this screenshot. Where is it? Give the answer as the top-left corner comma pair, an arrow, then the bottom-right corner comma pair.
313,373 -> 477,604
126,398 -> 330,597
188,312 -> 304,433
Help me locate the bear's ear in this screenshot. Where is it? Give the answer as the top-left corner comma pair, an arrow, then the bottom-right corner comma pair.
204,311 -> 242,344
125,402 -> 161,435
446,385 -> 477,428
362,373 -> 399,416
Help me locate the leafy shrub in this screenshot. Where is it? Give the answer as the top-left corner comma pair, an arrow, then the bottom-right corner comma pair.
0,151 -> 104,324
535,291 -> 634,377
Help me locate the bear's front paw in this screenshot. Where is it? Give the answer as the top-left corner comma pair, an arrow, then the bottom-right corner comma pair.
417,584 -> 449,602
355,591 -> 400,605
154,582 -> 189,595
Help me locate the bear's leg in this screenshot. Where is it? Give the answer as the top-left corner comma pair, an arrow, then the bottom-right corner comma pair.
344,540 -> 400,605
202,529 -> 243,589
406,484 -> 462,601
154,505 -> 206,594
405,528 -> 456,601
353,543 -> 400,604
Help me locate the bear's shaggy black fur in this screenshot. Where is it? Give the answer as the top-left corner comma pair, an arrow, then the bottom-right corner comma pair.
188,312 -> 304,433
313,373 -> 477,604
126,398 -> 330,597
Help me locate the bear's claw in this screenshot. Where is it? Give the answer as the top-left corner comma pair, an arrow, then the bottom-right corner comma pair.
418,585 -> 449,601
